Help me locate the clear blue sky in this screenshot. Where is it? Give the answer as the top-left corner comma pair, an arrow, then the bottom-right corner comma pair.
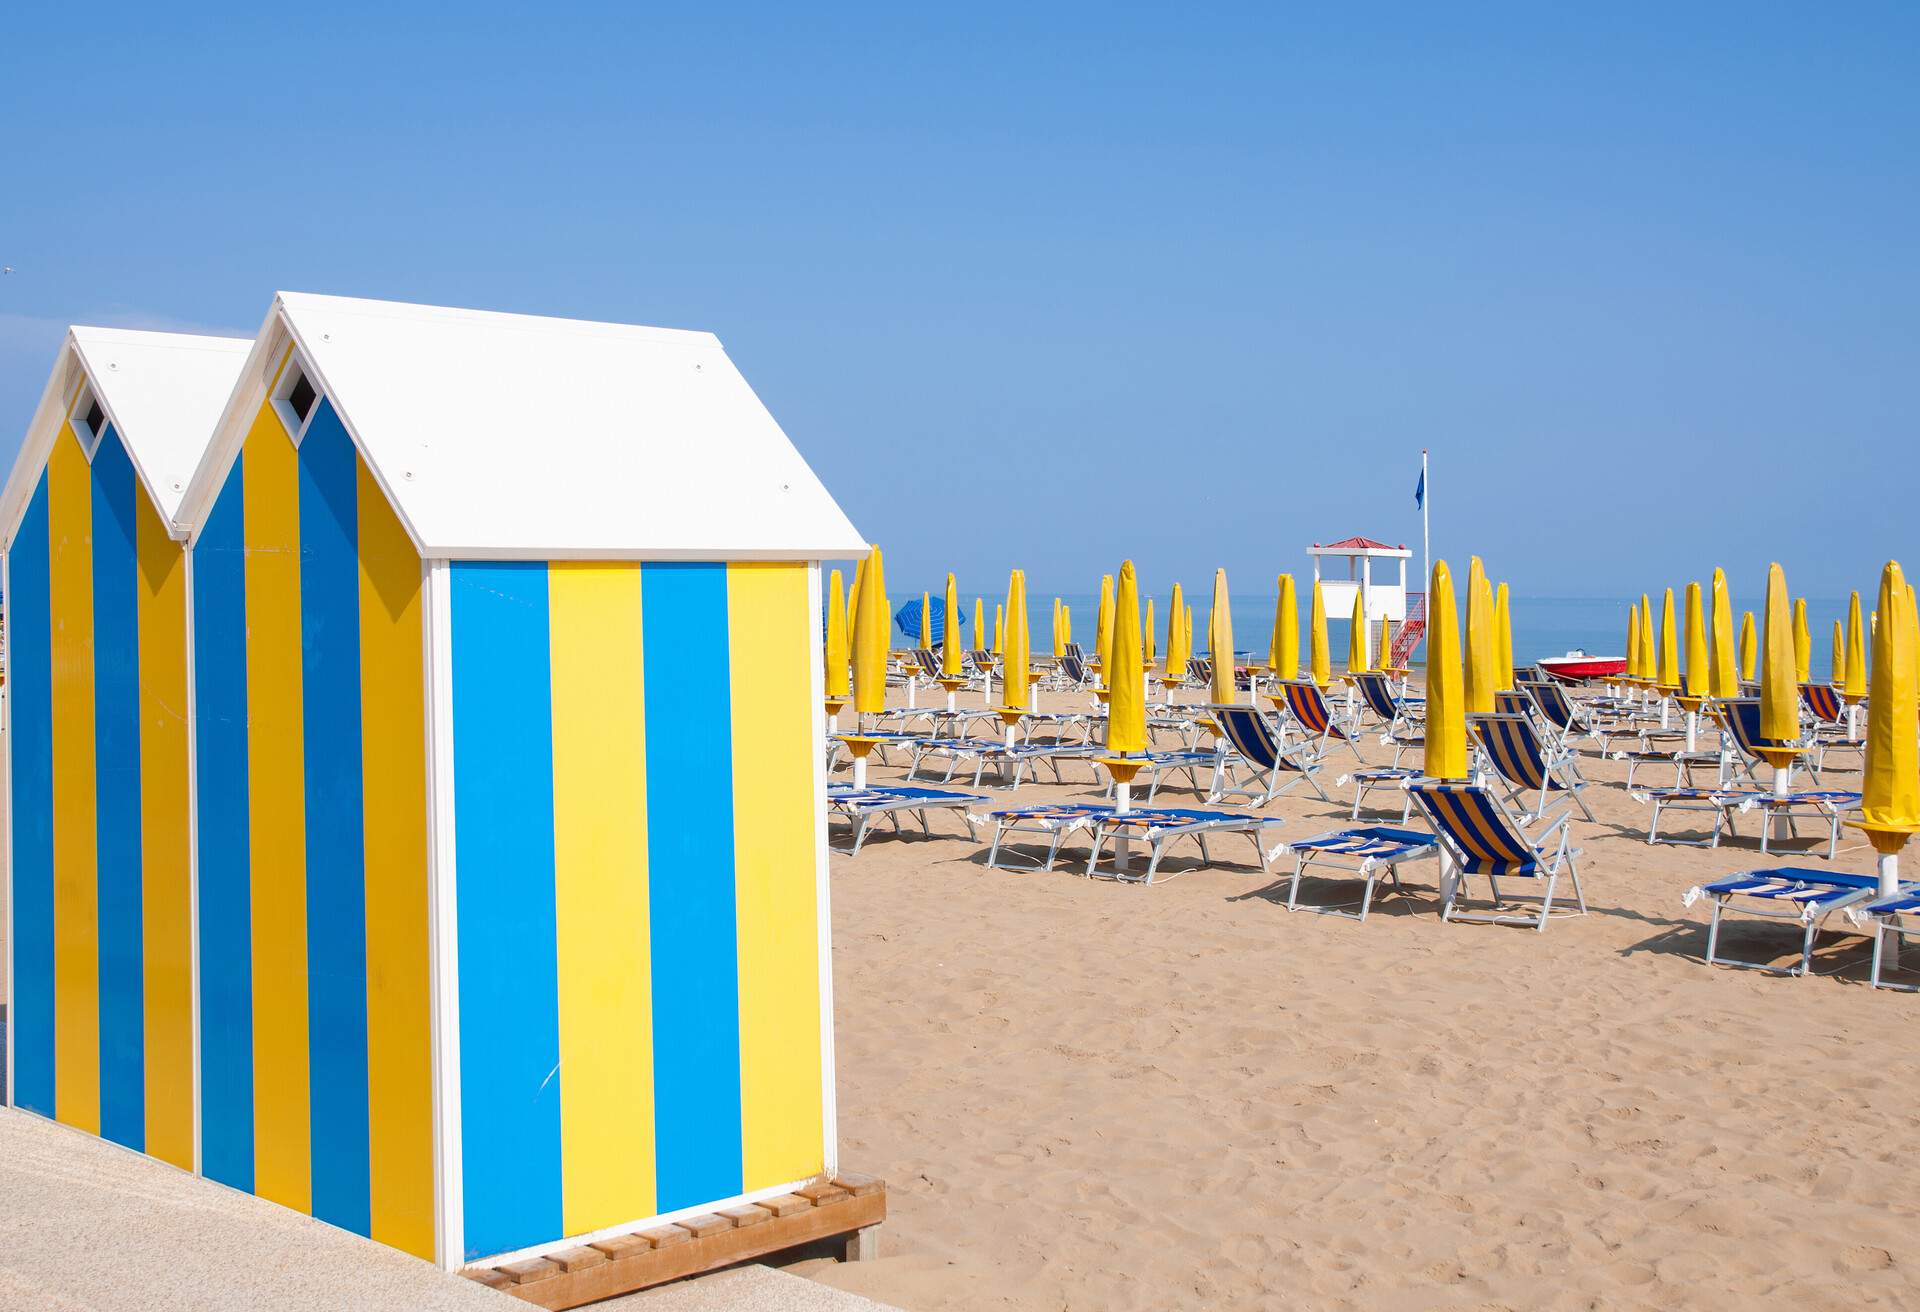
3,3 -> 1914,604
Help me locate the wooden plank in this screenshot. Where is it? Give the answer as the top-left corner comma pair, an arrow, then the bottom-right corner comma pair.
548,1246 -> 607,1273
497,1257 -> 562,1285
719,1204 -> 773,1229
637,1225 -> 691,1248
676,1214 -> 732,1239
797,1182 -> 850,1207
757,1193 -> 812,1218
831,1171 -> 885,1197
589,1234 -> 653,1261
462,1268 -> 516,1290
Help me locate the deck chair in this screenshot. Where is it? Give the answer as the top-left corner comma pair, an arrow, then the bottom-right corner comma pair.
1272,679 -> 1364,762
980,802 -> 1110,870
1799,683 -> 1864,771
1406,779 -> 1586,930
1682,867 -> 1885,976
1209,705 -> 1332,805
1083,807 -> 1289,884
1493,689 -> 1533,719
1849,886 -> 1920,990
1469,712 -> 1595,823
1284,827 -> 1438,921
1352,670 -> 1423,737
827,784 -> 986,854
1189,656 -> 1213,688
969,648 -> 997,678
910,647 -> 942,679
1717,697 -> 1824,788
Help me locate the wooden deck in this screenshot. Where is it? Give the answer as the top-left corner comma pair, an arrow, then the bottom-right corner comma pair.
462,1174 -> 886,1309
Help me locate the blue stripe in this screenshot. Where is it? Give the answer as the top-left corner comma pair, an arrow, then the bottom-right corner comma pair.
9,474 -> 55,1117
642,562 -> 742,1212
90,430 -> 146,1150
452,561 -> 562,1259
297,403 -> 371,1236
194,470 -> 254,1191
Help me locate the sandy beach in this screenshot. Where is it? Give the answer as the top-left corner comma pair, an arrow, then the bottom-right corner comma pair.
800,685 -> 1919,1311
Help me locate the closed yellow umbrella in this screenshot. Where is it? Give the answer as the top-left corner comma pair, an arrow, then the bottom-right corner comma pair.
1096,574 -> 1115,682
941,574 -> 962,677
1347,589 -> 1368,674
1108,562 -> 1147,754
1144,597 -> 1156,665
1760,563 -> 1799,754
1625,605 -> 1642,680
1637,593 -> 1657,690
1793,598 -> 1811,682
1424,560 -> 1467,780
1464,557 -> 1494,713
852,545 -> 888,716
1309,579 -> 1331,687
1052,597 -> 1064,660
999,569 -> 1030,717
1857,561 -> 1919,896
994,604 -> 1003,655
1709,568 -> 1738,699
1379,613 -> 1393,672
1657,587 -> 1679,692
1164,582 -> 1187,684
974,597 -> 986,652
1681,583 -> 1707,699
1739,610 -> 1757,681
1209,568 -> 1235,704
1844,590 -> 1868,699
1062,603 -> 1073,649
1831,621 -> 1845,685
1184,605 -> 1194,663
1494,582 -> 1514,691
847,555 -> 866,651
1272,574 -> 1299,679
825,568 -> 850,704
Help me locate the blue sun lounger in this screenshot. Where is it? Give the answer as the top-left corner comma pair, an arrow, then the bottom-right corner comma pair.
1333,766 -> 1420,821
1848,886 -> 1920,990
1096,749 -> 1221,804
1284,827 -> 1439,921
1682,867 -> 1885,976
1406,779 -> 1586,930
1209,705 -> 1332,805
827,783 -> 988,854
906,737 -> 1098,789
1083,807 -> 1289,884
980,802 -> 1112,870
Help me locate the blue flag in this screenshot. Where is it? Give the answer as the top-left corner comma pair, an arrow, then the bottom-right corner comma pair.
1414,466 -> 1425,509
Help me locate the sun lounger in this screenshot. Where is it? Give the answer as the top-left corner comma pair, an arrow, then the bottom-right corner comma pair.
1284,826 -> 1439,921
1731,790 -> 1863,859
1847,886 -> 1920,990
979,802 -> 1111,870
1628,784 -> 1759,848
1097,749 -> 1221,804
827,783 -> 987,854
906,736 -> 1098,789
1334,766 -> 1421,821
1083,807 -> 1288,884
1469,712 -> 1594,823
1209,705 -> 1333,805
1681,867 -> 1884,976
1406,779 -> 1586,930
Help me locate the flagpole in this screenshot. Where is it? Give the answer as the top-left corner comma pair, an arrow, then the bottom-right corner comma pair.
1421,448 -> 1430,592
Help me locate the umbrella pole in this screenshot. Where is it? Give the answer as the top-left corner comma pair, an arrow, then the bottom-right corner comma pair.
1685,708 -> 1698,754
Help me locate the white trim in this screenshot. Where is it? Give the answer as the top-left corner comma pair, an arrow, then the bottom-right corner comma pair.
461,1174 -> 824,1271
69,384 -> 109,461
807,561 -> 839,1176
182,547 -> 204,1176
3,548 -> 13,1110
423,559 -> 464,1269
269,347 -> 323,447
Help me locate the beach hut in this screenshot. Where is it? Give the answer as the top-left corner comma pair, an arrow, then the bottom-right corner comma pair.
1,328 -> 251,1169
170,292 -> 865,1269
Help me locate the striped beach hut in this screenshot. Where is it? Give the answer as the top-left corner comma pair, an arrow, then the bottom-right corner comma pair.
169,292 -> 864,1268
1,327 -> 250,1169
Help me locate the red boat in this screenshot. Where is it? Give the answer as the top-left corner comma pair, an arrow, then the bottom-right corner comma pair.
1536,652 -> 1628,684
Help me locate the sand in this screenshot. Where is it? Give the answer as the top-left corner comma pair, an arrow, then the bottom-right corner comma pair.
799,683 -> 1920,1311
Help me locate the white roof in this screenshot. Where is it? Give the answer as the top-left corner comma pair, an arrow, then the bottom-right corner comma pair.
179,292 -> 865,560
0,328 -> 251,546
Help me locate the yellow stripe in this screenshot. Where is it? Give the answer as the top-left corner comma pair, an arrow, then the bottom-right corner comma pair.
242,400 -> 311,1212
356,455 -> 435,1258
728,562 -> 824,1189
136,493 -> 193,1168
550,562 -> 655,1232
48,423 -> 100,1134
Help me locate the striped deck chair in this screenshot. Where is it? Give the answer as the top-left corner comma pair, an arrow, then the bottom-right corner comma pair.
1469,713 -> 1595,823
1084,807 -> 1289,884
1850,886 -> 1920,990
1717,697 -> 1823,787
1800,682 -> 1864,771
1682,867 -> 1885,976
969,648 -> 996,678
1189,656 -> 1213,688
1406,780 -> 1586,930
1210,705 -> 1332,805
827,784 -> 986,854
1284,827 -> 1438,921
980,802 -> 1111,871
910,647 -> 942,679
1493,689 -> 1533,719
1353,670 -> 1423,737
1273,678 -> 1363,762
1520,679 -> 1598,749
1053,651 -> 1093,690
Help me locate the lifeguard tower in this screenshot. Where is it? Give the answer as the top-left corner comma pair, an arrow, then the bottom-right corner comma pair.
1309,536 -> 1423,667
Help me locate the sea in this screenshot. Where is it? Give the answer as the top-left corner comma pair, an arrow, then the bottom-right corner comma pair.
892,592 -> 1865,671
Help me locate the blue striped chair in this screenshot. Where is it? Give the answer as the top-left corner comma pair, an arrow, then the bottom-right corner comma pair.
1273,678 -> 1363,762
1468,713 -> 1594,824
1716,697 -> 1821,787
1284,826 -> 1438,921
1682,867 -> 1886,977
1799,682 -> 1864,771
1406,780 -> 1586,930
1209,705 -> 1332,805
827,783 -> 987,854
1353,670 -> 1424,738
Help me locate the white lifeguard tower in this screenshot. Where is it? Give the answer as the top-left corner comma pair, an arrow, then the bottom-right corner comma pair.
1309,536 -> 1418,667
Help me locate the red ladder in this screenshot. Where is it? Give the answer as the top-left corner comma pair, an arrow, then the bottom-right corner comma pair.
1389,591 -> 1426,667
